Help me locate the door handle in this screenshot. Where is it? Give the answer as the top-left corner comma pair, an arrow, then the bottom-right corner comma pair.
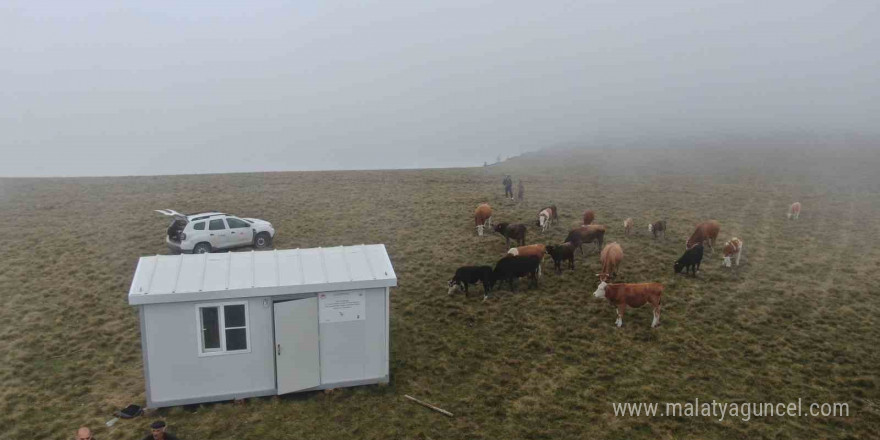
276,344 -> 281,356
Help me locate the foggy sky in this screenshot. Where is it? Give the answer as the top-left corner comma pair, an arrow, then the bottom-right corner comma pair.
2,1 -> 878,177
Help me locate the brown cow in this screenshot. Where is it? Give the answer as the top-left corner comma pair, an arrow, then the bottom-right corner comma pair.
582,209 -> 595,226
788,202 -> 801,220
565,224 -> 606,255
474,203 -> 493,236
686,220 -> 721,253
623,218 -> 634,237
593,282 -> 663,328
598,242 -> 623,282
507,244 -> 546,259
722,237 -> 744,268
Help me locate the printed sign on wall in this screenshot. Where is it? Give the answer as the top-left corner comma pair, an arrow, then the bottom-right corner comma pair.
318,290 -> 366,323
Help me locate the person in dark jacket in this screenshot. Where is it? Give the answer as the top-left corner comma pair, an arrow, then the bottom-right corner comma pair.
503,175 -> 513,199
142,421 -> 180,440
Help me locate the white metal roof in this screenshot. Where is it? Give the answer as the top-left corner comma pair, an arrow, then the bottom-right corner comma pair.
128,245 -> 397,305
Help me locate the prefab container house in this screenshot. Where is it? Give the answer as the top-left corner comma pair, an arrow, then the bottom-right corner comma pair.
127,245 -> 396,408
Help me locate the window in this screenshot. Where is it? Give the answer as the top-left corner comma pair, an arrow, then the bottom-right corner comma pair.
193,222 -> 206,231
209,219 -> 226,230
226,218 -> 250,229
197,302 -> 249,355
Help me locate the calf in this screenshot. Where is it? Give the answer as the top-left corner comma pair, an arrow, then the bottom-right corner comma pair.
448,266 -> 493,297
674,243 -> 703,276
536,208 -> 554,233
494,222 -> 527,247
546,242 -> 576,274
623,218 -> 634,237
686,220 -> 721,253
491,255 -> 541,294
565,224 -> 606,255
648,220 -> 666,239
598,242 -> 624,282
722,237 -> 744,268
788,202 -> 801,220
474,203 -> 493,236
537,205 -> 558,226
593,282 -> 663,328
582,210 -> 595,226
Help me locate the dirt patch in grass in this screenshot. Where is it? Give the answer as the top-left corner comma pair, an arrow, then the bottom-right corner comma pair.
1,149 -> 879,439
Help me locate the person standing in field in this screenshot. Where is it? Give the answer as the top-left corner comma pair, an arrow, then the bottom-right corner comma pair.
517,180 -> 525,202
503,175 -> 513,199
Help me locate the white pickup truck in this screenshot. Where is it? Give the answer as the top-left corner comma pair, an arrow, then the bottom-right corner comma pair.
155,209 -> 276,254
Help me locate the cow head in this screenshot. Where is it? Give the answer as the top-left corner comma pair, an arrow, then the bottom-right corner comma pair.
593,281 -> 608,298
673,260 -> 684,274
476,224 -> 484,236
447,279 -> 461,295
722,256 -> 732,268
648,223 -> 653,233
494,223 -> 506,233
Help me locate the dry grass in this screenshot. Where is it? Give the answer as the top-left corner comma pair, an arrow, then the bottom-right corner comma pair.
1,147 -> 879,439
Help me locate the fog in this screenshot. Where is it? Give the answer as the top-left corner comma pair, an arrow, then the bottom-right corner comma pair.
2,1 -> 878,177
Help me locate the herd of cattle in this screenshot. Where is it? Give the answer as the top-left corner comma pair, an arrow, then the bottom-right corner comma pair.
448,200 -> 803,328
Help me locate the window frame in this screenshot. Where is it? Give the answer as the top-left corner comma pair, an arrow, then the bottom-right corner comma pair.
192,221 -> 206,231
225,217 -> 251,229
208,218 -> 227,231
195,301 -> 251,357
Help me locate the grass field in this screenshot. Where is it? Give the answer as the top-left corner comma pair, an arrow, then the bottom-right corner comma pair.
1,146 -> 879,439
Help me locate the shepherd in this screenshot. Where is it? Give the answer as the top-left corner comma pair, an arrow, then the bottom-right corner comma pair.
503,175 -> 514,199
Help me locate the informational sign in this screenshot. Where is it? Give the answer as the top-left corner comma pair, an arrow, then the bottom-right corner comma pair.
318,290 -> 366,323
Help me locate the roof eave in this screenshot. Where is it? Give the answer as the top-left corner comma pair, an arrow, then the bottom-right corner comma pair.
128,277 -> 397,306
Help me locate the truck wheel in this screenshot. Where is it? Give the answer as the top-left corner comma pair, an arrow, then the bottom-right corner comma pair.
193,242 -> 212,254
254,232 -> 272,249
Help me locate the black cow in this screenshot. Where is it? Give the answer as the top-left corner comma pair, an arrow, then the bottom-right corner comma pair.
494,222 -> 527,247
491,255 -> 540,295
546,243 -> 576,274
447,266 -> 493,297
674,243 -> 703,277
